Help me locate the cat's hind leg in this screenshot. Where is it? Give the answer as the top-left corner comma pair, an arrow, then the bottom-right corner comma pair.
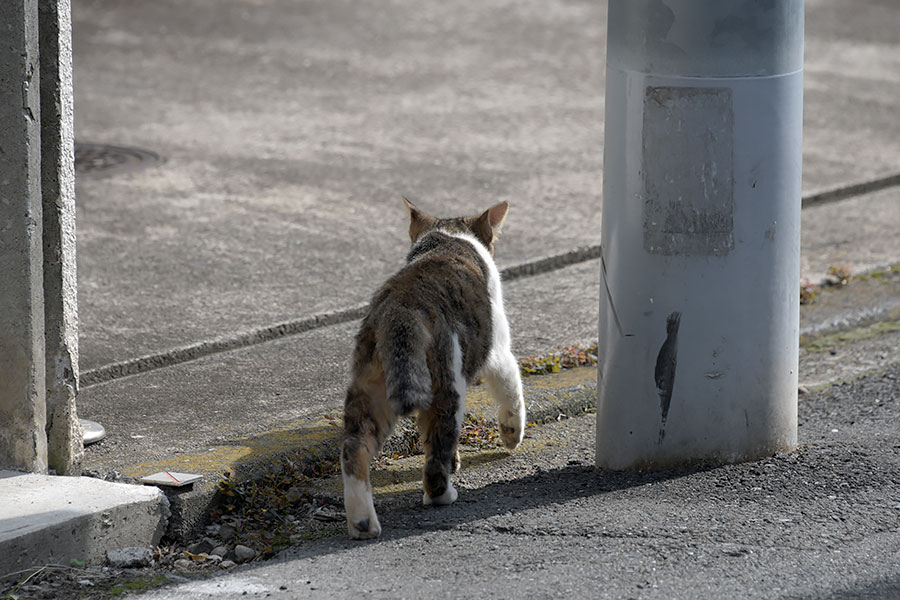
484,347 -> 526,449
341,364 -> 395,540
419,332 -> 466,505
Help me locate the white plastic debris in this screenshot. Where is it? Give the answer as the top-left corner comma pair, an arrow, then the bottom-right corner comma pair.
140,471 -> 203,487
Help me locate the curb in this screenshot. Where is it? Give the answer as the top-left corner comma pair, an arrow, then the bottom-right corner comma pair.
121,366 -> 599,541
0,471 -> 169,575
799,267 -> 900,339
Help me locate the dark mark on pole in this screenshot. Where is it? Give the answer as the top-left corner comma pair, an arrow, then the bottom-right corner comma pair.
655,311 -> 681,444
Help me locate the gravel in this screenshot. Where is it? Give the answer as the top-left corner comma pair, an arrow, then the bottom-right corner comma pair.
105,547 -> 153,569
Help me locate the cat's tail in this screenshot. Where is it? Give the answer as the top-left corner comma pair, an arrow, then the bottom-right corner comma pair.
377,311 -> 433,416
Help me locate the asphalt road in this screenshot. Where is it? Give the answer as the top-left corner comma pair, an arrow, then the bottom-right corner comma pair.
138,364 -> 900,600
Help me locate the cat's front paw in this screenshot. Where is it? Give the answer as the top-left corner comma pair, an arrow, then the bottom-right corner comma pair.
344,474 -> 382,540
498,406 -> 525,449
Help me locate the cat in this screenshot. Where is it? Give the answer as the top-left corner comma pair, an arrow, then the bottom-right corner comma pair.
341,198 -> 527,539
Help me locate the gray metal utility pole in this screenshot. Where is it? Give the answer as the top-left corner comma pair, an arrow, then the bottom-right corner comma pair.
597,1 -> 804,469
1,0 -> 82,474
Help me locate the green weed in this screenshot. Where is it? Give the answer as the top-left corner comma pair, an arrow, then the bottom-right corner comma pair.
109,575 -> 169,596
518,344 -> 598,376
800,279 -> 820,305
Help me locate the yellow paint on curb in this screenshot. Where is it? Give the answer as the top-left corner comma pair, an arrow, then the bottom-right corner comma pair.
122,420 -> 342,479
123,367 -> 598,481
524,366 -> 597,392
462,366 -> 597,416
123,445 -> 254,479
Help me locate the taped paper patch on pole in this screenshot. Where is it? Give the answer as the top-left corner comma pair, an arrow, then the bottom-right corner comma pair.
642,86 -> 734,256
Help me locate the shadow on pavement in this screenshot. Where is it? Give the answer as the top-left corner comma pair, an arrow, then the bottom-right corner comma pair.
271,462 -> 714,562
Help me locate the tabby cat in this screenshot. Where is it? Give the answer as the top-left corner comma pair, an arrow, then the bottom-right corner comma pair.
341,198 -> 526,539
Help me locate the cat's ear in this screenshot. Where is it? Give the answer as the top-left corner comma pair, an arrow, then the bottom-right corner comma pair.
473,201 -> 509,252
403,196 -> 436,243
485,201 -> 509,233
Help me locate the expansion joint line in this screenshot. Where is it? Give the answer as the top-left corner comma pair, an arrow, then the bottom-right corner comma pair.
79,247 -> 601,388
80,171 -> 900,388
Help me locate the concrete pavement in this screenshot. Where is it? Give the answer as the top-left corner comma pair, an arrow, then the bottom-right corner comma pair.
70,0 -> 900,370
2,0 -> 900,594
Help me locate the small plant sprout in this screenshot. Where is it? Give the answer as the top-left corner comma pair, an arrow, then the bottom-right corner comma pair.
800,279 -> 820,305
518,344 -> 598,376
827,264 -> 852,287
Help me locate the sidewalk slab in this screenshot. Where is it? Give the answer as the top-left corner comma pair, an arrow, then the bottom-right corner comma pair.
70,0 -> 900,371
75,259 -> 600,486
0,471 -> 169,574
800,187 -> 900,283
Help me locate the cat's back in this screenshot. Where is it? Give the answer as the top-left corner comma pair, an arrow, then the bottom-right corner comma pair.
371,231 -> 491,317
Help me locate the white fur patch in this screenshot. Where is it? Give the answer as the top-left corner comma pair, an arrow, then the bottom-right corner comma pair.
450,333 -> 467,432
442,231 -> 511,362
445,231 -> 526,449
423,482 -> 458,506
343,473 -> 371,516
342,472 -> 380,539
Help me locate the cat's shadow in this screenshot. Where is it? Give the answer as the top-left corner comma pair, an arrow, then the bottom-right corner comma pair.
273,461 -> 713,563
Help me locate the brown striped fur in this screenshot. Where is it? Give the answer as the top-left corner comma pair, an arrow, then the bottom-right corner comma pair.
341,198 -> 526,539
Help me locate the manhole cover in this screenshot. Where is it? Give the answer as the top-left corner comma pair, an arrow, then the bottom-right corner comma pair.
74,142 -> 162,176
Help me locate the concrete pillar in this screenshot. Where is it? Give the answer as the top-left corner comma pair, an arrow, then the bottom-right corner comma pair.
1,0 -> 80,474
40,0 -> 83,474
597,0 -> 804,469
0,0 -> 49,473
